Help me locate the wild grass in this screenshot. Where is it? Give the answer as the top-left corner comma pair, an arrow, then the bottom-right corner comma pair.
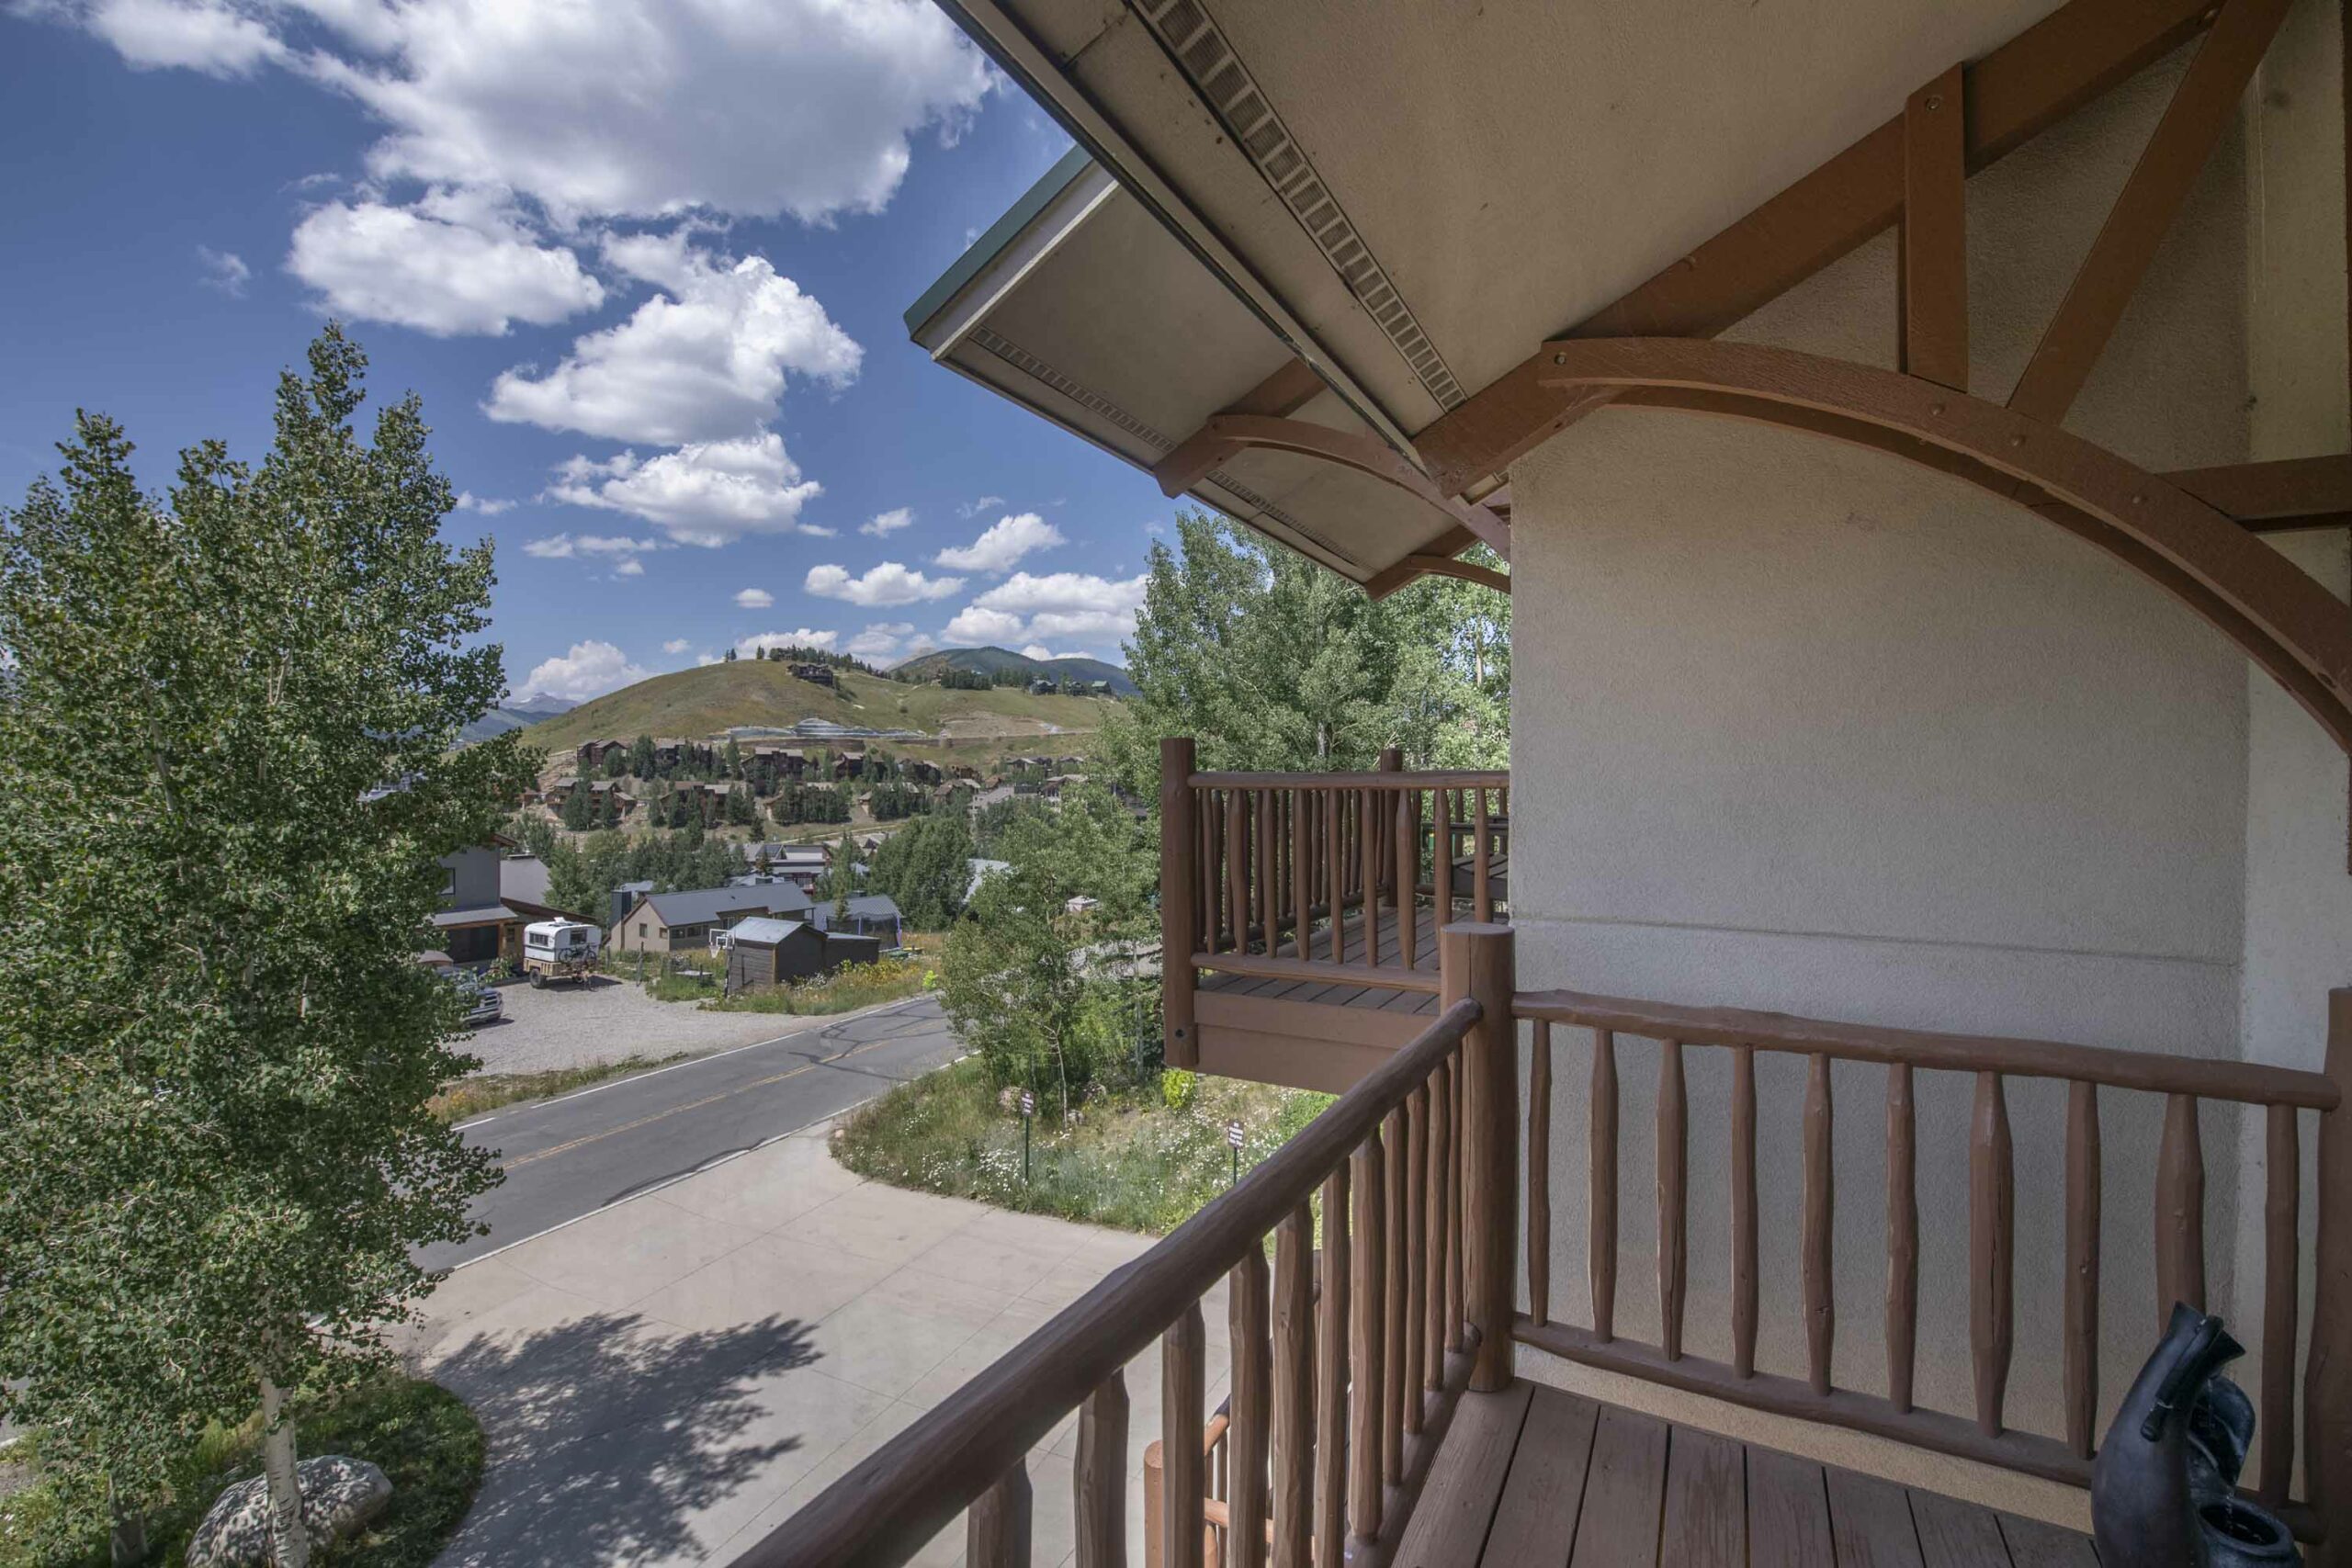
426,1053 -> 695,1122
699,958 -> 928,1015
834,1057 -> 1330,1235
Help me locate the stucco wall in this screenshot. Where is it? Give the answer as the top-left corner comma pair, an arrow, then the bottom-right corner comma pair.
1504,24 -> 2345,1492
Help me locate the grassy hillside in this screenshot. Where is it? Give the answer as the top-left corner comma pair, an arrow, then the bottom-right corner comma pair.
520,659 -> 1119,761
891,645 -> 1136,696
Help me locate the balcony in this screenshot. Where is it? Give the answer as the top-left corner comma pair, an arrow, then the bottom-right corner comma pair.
747,874 -> 2352,1565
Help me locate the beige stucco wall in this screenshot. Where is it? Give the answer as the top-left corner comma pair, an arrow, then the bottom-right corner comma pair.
1504,11 -> 2347,1511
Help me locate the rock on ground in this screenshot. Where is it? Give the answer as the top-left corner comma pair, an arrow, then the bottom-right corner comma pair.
186,1455 -> 390,1568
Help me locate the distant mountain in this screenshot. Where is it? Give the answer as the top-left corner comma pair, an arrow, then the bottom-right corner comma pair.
459,692 -> 580,743
891,646 -> 1136,696
505,693 -> 579,717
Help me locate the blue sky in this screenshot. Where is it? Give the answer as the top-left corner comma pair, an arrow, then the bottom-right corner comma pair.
0,0 -> 1177,700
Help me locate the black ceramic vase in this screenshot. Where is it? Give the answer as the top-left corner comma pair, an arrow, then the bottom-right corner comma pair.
2091,1302 -> 2299,1566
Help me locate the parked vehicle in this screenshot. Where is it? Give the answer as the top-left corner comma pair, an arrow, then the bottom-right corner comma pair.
521,919 -> 602,987
454,974 -> 503,1026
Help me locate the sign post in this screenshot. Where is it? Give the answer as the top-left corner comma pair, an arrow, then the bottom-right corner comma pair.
1227,1117 -> 1244,1188
1021,1089 -> 1035,1183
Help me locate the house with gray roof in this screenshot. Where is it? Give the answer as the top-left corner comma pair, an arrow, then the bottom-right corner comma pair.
609,882 -> 815,955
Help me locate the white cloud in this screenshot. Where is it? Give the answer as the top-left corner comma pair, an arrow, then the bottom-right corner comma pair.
737,628 -> 837,658
902,632 -> 938,658
845,621 -> 914,658
799,522 -> 837,537
804,560 -> 962,607
943,570 -> 1146,648
662,637 -> 692,655
287,187 -> 604,335
547,433 -> 821,547
195,244 -> 249,295
35,0 -> 994,223
485,238 -> 858,444
859,506 -> 912,537
933,511 -> 1062,574
54,0 -> 287,74
956,493 -> 1004,519
734,587 -> 775,609
521,638 -> 648,701
455,490 -> 514,515
1021,643 -> 1074,661
611,558 -> 645,577
518,531 -> 661,559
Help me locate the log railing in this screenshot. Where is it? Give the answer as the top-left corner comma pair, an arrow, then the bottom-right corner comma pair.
1511,986 -> 2352,1548
748,925 -> 1519,1568
1159,736 -> 1508,1069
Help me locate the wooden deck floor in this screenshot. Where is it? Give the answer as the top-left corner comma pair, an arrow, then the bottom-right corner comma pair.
1397,1382 -> 2097,1567
1196,861 -> 1508,1018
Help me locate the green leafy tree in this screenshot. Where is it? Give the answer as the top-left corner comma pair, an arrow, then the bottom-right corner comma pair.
831,832 -> 862,923
937,784 -> 1153,1118
629,732 -> 657,777
561,782 -> 594,830
865,811 -> 975,930
0,328 -> 526,1563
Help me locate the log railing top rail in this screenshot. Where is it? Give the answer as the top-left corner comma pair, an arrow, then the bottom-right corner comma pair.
1188,768 -> 1510,791
741,997 -> 1482,1568
1516,988 -> 2341,1111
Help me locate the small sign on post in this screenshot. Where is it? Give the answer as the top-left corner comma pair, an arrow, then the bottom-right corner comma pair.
1227,1117 -> 1244,1187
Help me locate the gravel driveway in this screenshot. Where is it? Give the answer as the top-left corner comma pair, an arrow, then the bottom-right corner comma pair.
459,976 -> 835,1076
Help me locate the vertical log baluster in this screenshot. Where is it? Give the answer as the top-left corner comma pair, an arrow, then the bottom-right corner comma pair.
1970,1071 -> 2014,1438
1432,788 -> 1453,918
2156,1093 -> 2207,1321
1315,1165 -> 1350,1567
2259,1103 -> 2299,1505
1258,789 -> 1276,952
1159,739 -> 1198,1071
1381,1105 -> 1407,1483
1360,786 -> 1381,969
1225,789 -> 1247,955
1401,1086 -> 1428,1430
1657,1039 -> 1688,1361
1803,1053 -> 1834,1395
1529,1021 -> 1554,1328
1731,1044 -> 1758,1379
968,1461 -> 1032,1568
1271,1206 -> 1314,1568
1198,788 -> 1216,953
1325,787 -> 1343,966
1886,1064 -> 1917,1413
1075,1373 -> 1127,1568
1291,790 -> 1311,961
1397,784 -> 1419,970
1472,786 -> 1493,920
2302,992 -> 2352,1538
2064,1082 -> 2102,1459
1350,1134 -> 1386,1540
1590,1030 -> 1619,1342
1427,1062 -> 1451,1380
1227,1247 -> 1271,1568
1163,1303 -> 1206,1568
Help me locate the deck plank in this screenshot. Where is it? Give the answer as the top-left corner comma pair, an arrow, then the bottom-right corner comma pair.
1997,1512 -> 2098,1568
1826,1465 -> 1927,1566
1910,1490 -> 2015,1567
1479,1385 -> 1600,1568
1658,1425 -> 1745,1567
1566,1405 -> 1668,1568
1746,1448 -> 1834,1568
1392,1382 -> 1533,1568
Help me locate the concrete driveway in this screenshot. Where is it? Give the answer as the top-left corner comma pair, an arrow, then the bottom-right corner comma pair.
462,976 -> 823,1077
404,1123 -> 1225,1568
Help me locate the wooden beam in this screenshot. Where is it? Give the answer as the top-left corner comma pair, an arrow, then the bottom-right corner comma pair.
1901,66 -> 1968,390
1539,337 -> 2352,753
2007,0 -> 2292,423
1398,556 -> 1510,594
2165,456 -> 2352,529
1201,413 -> 1512,559
1153,357 -> 1328,497
1413,0 -> 2219,496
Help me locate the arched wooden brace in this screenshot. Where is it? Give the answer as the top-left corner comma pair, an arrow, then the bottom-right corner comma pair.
1537,337 -> 2352,755
1162,413 -> 1511,563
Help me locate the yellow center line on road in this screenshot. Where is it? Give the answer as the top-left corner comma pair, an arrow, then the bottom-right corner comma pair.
498,1032 -> 902,1171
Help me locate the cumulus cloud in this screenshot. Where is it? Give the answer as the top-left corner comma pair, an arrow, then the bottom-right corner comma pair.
611,558 -> 645,577
737,628 -> 838,658
845,621 -> 914,658
518,531 -> 661,559
521,638 -> 649,701
195,244 -> 250,295
287,187 -> 605,335
455,491 -> 515,515
662,637 -> 692,655
485,237 -> 858,444
956,493 -> 1004,519
804,560 -> 962,607
860,506 -> 912,537
942,570 -> 1146,649
734,587 -> 775,609
933,511 -> 1062,575
546,433 -> 821,547
31,0 -> 994,223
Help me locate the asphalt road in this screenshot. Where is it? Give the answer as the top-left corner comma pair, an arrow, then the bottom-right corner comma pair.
423,995 -> 964,1271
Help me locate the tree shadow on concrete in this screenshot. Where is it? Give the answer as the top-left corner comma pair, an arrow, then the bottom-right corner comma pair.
419,1313 -> 820,1568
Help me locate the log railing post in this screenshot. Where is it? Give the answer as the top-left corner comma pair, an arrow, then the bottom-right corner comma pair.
2308,989 -> 2352,1561
1443,921 -> 1518,1391
1160,738 -> 1198,1069
969,1460 -> 1033,1568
